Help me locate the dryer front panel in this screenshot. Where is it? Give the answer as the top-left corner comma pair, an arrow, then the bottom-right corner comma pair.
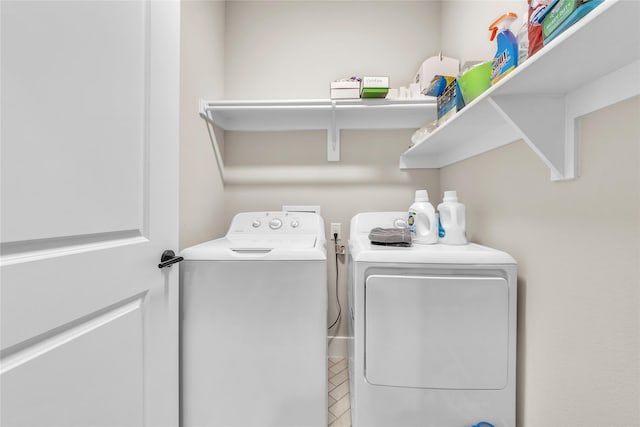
365,274 -> 509,390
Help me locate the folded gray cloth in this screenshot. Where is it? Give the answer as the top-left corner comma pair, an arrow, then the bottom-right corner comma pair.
368,227 -> 412,247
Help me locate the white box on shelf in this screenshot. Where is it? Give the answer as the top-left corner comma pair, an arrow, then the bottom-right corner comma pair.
414,56 -> 460,94
361,76 -> 389,88
331,88 -> 360,99
330,79 -> 361,99
330,80 -> 360,90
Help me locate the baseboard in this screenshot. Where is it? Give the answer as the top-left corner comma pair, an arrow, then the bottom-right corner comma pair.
327,336 -> 351,358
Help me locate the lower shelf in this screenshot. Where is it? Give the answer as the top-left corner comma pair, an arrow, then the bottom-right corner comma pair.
400,60 -> 640,180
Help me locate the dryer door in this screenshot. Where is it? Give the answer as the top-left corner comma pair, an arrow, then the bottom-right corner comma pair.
365,274 -> 509,389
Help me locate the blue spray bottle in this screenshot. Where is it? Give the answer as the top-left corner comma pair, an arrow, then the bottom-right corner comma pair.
489,12 -> 519,85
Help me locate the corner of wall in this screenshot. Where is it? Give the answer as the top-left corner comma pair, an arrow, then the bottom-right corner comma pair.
179,0 -> 228,249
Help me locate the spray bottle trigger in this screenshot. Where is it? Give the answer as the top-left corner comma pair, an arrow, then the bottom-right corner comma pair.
489,26 -> 498,41
488,12 -> 518,41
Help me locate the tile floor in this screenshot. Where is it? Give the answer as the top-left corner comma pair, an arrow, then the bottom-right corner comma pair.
328,357 -> 351,427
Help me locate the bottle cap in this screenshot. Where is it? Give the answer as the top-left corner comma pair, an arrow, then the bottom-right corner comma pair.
443,190 -> 458,202
489,12 -> 518,41
415,190 -> 429,202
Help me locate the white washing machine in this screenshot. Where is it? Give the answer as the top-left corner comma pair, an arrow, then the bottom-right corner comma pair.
180,211 -> 327,427
347,212 -> 517,427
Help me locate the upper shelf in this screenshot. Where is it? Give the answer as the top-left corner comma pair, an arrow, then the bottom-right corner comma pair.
200,98 -> 436,161
200,98 -> 435,131
200,0 -> 639,180
400,0 -> 640,180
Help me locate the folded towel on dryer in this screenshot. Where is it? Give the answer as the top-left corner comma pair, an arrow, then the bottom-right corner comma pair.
368,227 -> 412,247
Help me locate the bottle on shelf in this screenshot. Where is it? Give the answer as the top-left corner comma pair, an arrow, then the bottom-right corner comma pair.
489,12 -> 519,85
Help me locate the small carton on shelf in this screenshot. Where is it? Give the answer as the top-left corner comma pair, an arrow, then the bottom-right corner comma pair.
360,76 -> 389,98
330,79 -> 361,99
542,0 -> 603,44
426,75 -> 465,125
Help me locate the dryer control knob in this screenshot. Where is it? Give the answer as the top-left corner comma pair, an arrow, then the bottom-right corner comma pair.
290,220 -> 299,228
269,218 -> 283,230
252,220 -> 262,228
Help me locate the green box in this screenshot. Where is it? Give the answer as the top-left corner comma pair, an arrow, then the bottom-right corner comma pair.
360,87 -> 389,98
543,0 -> 590,38
360,76 -> 389,98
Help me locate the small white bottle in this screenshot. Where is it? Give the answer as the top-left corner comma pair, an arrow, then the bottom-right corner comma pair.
437,190 -> 468,245
408,190 -> 438,244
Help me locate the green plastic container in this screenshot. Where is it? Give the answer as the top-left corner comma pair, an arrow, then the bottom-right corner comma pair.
458,61 -> 492,104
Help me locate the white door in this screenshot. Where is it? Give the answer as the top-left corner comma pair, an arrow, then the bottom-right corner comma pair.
0,1 -> 180,426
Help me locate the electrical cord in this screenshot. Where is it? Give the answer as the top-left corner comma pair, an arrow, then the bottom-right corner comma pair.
328,232 -> 341,330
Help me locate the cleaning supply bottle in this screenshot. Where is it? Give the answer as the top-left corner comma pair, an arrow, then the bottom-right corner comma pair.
516,21 -> 529,64
489,12 -> 519,85
407,190 -> 438,244
437,191 -> 468,245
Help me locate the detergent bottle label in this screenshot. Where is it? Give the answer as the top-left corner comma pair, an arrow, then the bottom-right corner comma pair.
438,212 -> 445,238
408,211 -> 417,236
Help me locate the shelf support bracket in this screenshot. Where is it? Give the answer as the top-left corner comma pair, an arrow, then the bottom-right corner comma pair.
199,99 -> 226,183
489,95 -> 570,180
328,100 -> 340,162
564,59 -> 640,177
490,60 -> 640,181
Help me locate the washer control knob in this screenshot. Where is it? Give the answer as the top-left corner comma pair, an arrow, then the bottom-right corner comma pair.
252,220 -> 261,228
269,218 -> 283,230
290,220 -> 300,228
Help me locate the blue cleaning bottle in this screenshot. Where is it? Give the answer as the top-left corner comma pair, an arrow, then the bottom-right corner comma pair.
489,12 -> 519,85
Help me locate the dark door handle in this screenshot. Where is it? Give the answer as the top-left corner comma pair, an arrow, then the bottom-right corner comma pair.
158,250 -> 184,269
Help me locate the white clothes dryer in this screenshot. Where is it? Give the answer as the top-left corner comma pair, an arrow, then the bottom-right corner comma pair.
180,211 -> 327,427
347,212 -> 517,427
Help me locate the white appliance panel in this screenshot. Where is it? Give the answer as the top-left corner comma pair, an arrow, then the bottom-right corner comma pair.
180,211 -> 327,427
181,260 -> 327,427
365,274 -> 509,389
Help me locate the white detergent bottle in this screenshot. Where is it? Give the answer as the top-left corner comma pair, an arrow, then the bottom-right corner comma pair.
437,190 -> 468,245
407,190 -> 438,244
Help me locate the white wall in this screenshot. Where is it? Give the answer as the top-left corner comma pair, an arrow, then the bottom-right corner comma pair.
440,96 -> 640,426
180,0 -> 227,249
224,0 -> 442,99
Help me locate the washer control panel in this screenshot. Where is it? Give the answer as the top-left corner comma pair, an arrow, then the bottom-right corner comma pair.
269,218 -> 283,230
228,211 -> 322,235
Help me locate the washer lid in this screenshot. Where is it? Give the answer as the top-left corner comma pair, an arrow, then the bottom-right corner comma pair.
180,235 -> 326,261
227,235 -> 317,249
181,211 -> 327,261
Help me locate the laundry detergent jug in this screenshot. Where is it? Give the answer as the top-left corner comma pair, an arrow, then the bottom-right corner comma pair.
437,191 -> 468,245
408,190 -> 438,244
